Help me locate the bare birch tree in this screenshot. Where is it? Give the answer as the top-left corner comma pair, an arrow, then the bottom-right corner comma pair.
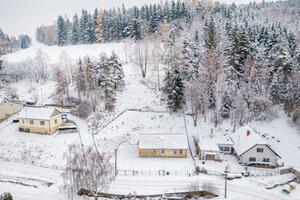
63,144 -> 114,200
133,40 -> 149,78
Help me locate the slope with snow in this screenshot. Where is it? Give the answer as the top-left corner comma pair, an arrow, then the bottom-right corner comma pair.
0,40 -> 300,200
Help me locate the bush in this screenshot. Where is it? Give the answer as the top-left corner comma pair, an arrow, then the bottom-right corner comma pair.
0,192 -> 13,200
201,183 -> 218,194
71,102 -> 92,119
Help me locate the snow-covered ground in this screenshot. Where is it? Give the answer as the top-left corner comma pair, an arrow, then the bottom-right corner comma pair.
1,41 -> 300,200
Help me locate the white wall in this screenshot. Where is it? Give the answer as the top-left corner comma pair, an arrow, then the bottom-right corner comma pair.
239,144 -> 279,166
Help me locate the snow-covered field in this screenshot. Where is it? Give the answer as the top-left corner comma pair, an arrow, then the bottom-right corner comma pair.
1,42 -> 300,200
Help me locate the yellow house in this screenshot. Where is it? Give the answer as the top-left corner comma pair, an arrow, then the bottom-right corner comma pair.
138,134 -> 188,158
18,107 -> 64,134
0,97 -> 23,122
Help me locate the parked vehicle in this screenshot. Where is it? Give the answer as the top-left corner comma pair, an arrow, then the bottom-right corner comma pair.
221,172 -> 242,180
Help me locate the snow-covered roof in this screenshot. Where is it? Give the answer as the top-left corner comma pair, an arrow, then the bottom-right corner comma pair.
0,96 -> 9,103
231,125 -> 267,156
139,133 -> 188,149
198,138 -> 220,152
213,135 -> 234,146
18,107 -> 61,120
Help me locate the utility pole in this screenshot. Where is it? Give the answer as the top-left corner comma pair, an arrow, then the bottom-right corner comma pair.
114,148 -> 118,177
224,165 -> 229,198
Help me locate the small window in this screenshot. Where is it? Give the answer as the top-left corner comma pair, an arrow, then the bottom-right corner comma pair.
224,147 -> 230,151
249,157 -> 256,162
257,148 -> 264,153
54,119 -> 58,124
153,150 -> 156,154
40,121 -> 45,126
263,158 -> 270,162
179,150 -> 183,154
29,120 -> 34,125
161,150 -> 164,154
219,146 -> 224,151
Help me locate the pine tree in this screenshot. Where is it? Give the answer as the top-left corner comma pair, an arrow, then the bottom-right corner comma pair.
226,25 -> 252,84
76,58 -> 87,101
220,91 -> 232,118
166,67 -> 185,112
270,43 -> 293,103
57,15 -> 67,46
108,51 -> 125,90
286,32 -> 297,58
85,13 -> 96,44
80,9 -> 88,43
204,17 -> 217,50
71,13 -> 80,44
19,35 -> 32,49
130,7 -> 141,40
95,9 -> 105,42
64,17 -> 72,44
121,4 -> 129,38
98,53 -> 117,111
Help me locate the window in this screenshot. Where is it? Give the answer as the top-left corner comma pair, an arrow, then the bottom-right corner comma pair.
219,146 -> 224,151
153,150 -> 156,154
174,150 -> 177,154
263,158 -> 270,162
249,157 -> 256,162
161,150 -> 164,154
179,150 -> 183,154
40,121 -> 45,126
224,147 -> 230,152
29,120 -> 34,125
257,148 -> 264,153
22,120 -> 25,124
54,119 -> 58,124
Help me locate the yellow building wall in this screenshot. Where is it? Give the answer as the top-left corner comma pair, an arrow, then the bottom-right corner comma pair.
0,100 -> 23,122
19,115 -> 63,135
139,149 -> 187,158
49,115 -> 63,134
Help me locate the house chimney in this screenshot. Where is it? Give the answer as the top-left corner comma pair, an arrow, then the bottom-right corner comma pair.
247,130 -> 251,136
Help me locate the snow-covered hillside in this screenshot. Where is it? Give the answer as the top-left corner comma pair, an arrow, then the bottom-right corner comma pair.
1,40 -> 300,200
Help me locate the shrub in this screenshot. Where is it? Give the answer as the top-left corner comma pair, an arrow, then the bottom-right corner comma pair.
0,192 -> 13,200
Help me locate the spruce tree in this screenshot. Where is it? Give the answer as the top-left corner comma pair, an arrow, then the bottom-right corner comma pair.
57,15 -> 67,46
130,7 -> 141,40
220,91 -> 232,118
166,67 -> 185,112
79,9 -> 88,43
71,13 -> 80,44
204,17 -> 217,50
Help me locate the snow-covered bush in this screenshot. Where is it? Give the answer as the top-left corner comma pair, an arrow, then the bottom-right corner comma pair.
249,97 -> 277,121
201,183 -> 218,194
72,102 -> 93,119
293,106 -> 300,125
0,192 -> 13,200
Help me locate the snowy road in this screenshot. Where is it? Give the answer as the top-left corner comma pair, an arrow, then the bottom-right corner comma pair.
108,176 -> 295,200
67,115 -> 94,146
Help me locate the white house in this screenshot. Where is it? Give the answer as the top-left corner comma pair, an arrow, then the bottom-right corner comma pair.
0,97 -> 23,122
198,137 -> 222,161
231,126 -> 281,167
214,135 -> 234,154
